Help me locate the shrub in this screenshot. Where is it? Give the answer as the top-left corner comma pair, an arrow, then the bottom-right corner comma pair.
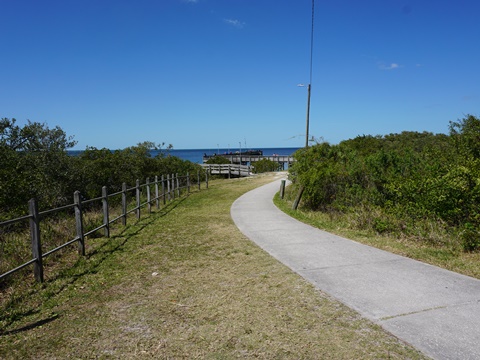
206,156 -> 230,164
253,159 -> 280,173
289,116 -> 480,251
461,223 -> 480,252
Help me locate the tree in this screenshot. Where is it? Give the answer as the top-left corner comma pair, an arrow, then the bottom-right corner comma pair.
449,114 -> 480,159
0,118 -> 77,216
0,118 -> 76,152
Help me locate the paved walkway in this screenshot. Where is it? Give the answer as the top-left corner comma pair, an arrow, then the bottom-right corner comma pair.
231,177 -> 480,360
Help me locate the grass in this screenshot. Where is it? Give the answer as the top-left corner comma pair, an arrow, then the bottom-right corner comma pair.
275,184 -> 480,280
0,173 -> 426,359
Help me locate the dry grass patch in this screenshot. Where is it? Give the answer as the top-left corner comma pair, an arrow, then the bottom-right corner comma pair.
1,173 -> 426,359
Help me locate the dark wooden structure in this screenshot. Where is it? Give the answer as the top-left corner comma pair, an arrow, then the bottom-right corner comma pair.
203,154 -> 295,170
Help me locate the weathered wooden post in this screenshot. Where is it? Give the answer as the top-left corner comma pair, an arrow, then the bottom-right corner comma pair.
74,191 -> 85,256
167,174 -> 171,201
162,175 -> 166,205
280,180 -> 286,199
102,186 -> 110,237
155,175 -> 159,209
136,179 -> 141,219
146,177 -> 151,214
122,182 -> 127,226
228,164 -> 231,179
28,198 -> 44,283
205,168 -> 209,189
176,173 -> 180,197
197,170 -> 201,190
292,185 -> 304,210
171,174 -> 175,200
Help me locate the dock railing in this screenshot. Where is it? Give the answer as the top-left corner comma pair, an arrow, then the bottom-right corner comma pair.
201,164 -> 252,178
202,154 -> 295,170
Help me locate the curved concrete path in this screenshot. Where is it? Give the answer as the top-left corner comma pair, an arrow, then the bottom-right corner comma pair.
231,177 -> 480,360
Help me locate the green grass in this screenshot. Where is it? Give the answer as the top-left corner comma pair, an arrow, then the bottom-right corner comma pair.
1,174 -> 426,359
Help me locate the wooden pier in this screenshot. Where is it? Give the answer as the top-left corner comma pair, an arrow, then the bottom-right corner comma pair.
202,154 -> 295,170
201,164 -> 252,178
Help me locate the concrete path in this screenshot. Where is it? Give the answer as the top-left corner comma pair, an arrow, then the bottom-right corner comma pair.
231,177 -> 480,360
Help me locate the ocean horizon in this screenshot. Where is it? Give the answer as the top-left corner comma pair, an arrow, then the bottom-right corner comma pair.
69,147 -> 301,164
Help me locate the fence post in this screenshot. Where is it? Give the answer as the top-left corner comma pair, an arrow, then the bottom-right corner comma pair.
292,185 -> 304,210
74,191 -> 85,256
146,177 -> 151,214
228,164 -> 231,179
206,169 -> 209,189
197,170 -> 200,190
28,198 -> 44,283
155,175 -> 159,209
187,172 -> 190,193
171,174 -> 175,200
162,175 -> 166,205
280,180 -> 286,199
136,179 -> 141,219
122,182 -> 127,226
176,173 -> 180,197
102,186 -> 110,237
167,174 -> 171,201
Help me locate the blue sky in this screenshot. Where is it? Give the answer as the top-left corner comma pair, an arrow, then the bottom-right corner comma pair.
1,0 -> 479,150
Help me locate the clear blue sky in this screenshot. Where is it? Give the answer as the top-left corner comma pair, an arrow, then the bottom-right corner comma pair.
1,0 -> 479,150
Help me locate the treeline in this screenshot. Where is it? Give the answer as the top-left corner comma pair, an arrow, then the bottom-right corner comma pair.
290,115 -> 480,251
0,118 -> 202,219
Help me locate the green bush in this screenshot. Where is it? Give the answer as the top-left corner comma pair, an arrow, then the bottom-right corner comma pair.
0,118 -> 202,216
289,115 -> 480,251
206,156 -> 231,164
252,159 -> 280,173
1,118 -> 78,216
461,223 -> 480,252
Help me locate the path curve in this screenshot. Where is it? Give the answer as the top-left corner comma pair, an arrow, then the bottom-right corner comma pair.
231,177 -> 480,360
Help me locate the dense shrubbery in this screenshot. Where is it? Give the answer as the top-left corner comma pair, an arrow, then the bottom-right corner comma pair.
205,156 -> 231,164
289,115 -> 480,251
253,159 -> 281,173
0,118 -> 202,219
75,142 -> 201,199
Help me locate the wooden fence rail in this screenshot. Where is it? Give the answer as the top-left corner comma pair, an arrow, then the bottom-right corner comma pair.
0,171 -> 204,283
201,164 -> 252,178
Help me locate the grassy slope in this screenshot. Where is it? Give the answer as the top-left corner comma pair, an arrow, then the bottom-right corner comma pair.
0,174 -> 426,359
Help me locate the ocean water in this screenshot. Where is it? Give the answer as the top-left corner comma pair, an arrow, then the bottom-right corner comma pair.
70,147 -> 301,164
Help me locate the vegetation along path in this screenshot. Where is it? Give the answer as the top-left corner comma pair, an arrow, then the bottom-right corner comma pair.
232,177 -> 480,360
1,173 -> 426,359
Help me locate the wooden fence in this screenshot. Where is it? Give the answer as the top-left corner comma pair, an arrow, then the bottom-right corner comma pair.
0,171 -> 207,283
201,164 -> 252,178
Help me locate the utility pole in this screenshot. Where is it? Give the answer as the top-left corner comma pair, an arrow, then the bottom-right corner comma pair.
294,0 -> 315,210
305,83 -> 312,148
